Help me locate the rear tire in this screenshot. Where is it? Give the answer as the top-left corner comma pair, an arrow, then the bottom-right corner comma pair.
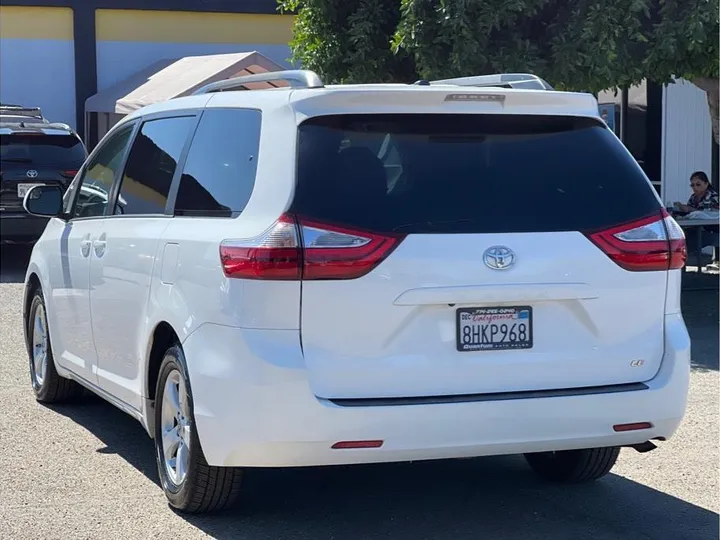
26,287 -> 83,403
524,446 -> 620,483
154,345 -> 243,513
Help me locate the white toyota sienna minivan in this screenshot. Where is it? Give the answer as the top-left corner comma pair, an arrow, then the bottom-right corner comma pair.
21,71 -> 691,513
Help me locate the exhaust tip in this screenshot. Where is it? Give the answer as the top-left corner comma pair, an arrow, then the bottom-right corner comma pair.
627,441 -> 658,453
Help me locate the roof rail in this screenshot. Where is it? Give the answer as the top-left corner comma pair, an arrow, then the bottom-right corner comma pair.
192,70 -> 325,95
429,73 -> 555,91
0,103 -> 44,119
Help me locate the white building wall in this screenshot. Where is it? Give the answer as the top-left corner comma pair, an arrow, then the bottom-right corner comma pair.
661,78 -> 713,205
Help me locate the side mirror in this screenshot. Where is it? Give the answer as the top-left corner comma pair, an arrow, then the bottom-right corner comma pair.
23,185 -> 63,217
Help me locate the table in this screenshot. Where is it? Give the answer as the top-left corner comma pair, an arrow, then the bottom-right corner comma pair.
674,218 -> 719,269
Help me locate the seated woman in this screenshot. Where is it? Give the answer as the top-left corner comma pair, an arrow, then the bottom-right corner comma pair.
674,171 -> 719,213
674,171 -> 719,265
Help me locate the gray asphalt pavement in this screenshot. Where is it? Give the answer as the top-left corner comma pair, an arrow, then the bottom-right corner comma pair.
1,245 -> 718,540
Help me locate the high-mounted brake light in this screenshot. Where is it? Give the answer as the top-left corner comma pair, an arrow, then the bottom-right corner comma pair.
219,214 -> 404,280
587,209 -> 686,272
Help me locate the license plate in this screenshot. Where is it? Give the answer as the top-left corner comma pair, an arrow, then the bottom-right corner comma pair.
456,306 -> 533,351
17,183 -> 44,199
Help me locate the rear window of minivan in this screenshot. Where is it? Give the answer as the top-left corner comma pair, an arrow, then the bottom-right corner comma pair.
291,114 -> 660,234
0,134 -> 86,165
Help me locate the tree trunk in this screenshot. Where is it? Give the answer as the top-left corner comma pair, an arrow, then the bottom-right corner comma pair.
692,77 -> 719,145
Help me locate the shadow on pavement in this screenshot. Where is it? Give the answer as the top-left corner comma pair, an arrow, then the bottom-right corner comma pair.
682,290 -> 719,371
50,397 -> 718,540
0,245 -> 32,284
681,268 -> 719,292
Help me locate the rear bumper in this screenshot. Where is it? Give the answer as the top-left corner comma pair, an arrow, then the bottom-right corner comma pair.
0,212 -> 49,242
182,314 -> 690,468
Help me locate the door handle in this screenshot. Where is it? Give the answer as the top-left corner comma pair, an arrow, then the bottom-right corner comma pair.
93,233 -> 107,258
80,234 -> 92,258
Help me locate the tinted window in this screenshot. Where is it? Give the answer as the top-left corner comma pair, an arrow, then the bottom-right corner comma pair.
0,134 -> 86,165
292,114 -> 660,234
174,109 -> 261,217
117,116 -> 195,215
70,127 -> 133,219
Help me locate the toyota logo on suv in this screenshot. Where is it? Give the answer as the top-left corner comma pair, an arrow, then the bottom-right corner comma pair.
26,169 -> 39,178
483,246 -> 516,270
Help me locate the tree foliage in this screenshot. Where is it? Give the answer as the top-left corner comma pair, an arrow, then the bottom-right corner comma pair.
278,0 -> 417,83
394,0 -> 718,90
279,0 -> 719,140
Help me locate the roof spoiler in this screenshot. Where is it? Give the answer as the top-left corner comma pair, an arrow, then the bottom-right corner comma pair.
416,73 -> 555,91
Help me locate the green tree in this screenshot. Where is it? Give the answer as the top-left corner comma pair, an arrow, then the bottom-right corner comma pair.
278,0 -> 417,83
280,0 -> 719,142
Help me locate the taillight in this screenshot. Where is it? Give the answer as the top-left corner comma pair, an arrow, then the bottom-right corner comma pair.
219,215 -> 301,280
60,169 -> 78,179
219,214 -> 404,280
300,218 -> 404,279
587,209 -> 686,271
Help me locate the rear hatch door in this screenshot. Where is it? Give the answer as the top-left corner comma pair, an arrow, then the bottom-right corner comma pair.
293,113 -> 668,400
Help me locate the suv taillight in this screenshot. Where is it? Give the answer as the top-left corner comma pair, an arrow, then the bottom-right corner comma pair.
219,214 -> 404,280
587,209 -> 686,271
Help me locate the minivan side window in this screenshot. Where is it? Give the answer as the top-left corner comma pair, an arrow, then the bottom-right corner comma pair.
174,109 -> 261,217
116,116 -> 195,216
69,127 -> 133,219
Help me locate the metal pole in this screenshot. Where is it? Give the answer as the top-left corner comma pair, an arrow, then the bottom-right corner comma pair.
619,87 -> 629,143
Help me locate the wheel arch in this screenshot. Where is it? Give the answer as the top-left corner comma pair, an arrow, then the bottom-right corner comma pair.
23,272 -> 42,355
146,321 -> 181,397
143,321 -> 181,438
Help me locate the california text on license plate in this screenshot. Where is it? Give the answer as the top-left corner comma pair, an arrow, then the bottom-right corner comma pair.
456,306 -> 533,352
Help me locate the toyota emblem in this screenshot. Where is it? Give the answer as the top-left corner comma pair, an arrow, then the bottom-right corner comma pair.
483,246 -> 516,270
26,169 -> 38,178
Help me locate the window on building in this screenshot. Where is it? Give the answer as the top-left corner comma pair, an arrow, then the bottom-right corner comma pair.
117,116 -> 195,215
174,109 -> 261,217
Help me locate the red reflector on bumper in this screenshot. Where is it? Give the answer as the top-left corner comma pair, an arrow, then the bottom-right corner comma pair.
613,422 -> 653,432
331,440 -> 384,449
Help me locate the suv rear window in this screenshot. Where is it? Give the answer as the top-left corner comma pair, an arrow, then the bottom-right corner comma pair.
0,134 -> 86,165
291,114 -> 660,234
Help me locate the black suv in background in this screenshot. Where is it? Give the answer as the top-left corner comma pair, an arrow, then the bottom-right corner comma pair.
0,105 -> 87,243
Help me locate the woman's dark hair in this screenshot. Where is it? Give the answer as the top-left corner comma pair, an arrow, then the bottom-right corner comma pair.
690,171 -> 710,185
691,171 -> 717,195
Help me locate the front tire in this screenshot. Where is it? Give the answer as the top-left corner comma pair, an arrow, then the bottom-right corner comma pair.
26,287 -> 83,403
154,346 -> 243,513
524,446 -> 620,483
